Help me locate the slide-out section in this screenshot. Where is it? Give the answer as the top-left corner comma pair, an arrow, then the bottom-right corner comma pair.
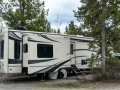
8,31 -> 22,73
26,34 -> 70,74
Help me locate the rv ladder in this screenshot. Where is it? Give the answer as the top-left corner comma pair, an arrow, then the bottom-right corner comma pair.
71,65 -> 85,80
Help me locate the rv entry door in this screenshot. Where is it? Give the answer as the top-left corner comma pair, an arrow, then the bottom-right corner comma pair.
70,42 -> 76,65
22,35 -> 28,71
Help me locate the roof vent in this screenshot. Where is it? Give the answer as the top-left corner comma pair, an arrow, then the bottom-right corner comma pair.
14,26 -> 28,31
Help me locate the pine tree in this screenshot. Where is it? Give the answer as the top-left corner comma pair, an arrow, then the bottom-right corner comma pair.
1,0 -> 51,32
65,21 -> 82,35
74,0 -> 120,54
74,0 -> 120,72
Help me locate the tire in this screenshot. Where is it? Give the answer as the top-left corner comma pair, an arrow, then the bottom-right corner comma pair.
48,72 -> 58,79
60,69 -> 67,78
58,72 -> 64,79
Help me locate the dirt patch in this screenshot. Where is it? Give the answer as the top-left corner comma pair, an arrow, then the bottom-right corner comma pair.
35,79 -> 120,89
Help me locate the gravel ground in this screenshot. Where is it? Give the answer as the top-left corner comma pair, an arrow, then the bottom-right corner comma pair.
0,74 -> 120,90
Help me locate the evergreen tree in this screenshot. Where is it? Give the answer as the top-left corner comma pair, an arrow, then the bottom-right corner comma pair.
74,0 -> 120,72
1,0 -> 51,32
57,29 -> 60,34
65,21 -> 82,35
50,28 -> 61,34
74,0 -> 120,55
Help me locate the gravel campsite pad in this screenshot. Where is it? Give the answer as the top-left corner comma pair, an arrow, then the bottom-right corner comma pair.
0,74 -> 120,90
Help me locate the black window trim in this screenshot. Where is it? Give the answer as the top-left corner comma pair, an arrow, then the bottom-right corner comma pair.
23,43 -> 28,53
14,40 -> 20,59
0,40 -> 4,59
70,43 -> 74,55
37,44 -> 53,58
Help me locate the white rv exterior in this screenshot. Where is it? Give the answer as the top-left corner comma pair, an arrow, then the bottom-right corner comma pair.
0,29 -> 97,79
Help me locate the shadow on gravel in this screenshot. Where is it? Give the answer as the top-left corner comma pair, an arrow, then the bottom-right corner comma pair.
0,75 -> 45,84
0,74 -> 77,84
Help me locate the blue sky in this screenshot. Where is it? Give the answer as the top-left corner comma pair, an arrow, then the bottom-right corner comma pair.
2,0 -> 81,32
43,0 -> 81,33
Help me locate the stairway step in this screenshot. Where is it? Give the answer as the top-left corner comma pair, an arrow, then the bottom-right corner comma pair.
71,65 -> 85,80
71,66 -> 76,68
75,72 -> 81,74
72,68 -> 77,70
72,68 -> 77,69
73,70 -> 80,72
73,68 -> 79,71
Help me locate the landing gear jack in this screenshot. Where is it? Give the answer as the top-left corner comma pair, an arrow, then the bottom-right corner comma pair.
40,74 -> 44,82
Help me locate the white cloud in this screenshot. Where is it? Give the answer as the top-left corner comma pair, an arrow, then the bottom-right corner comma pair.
43,0 -> 80,13
43,0 -> 81,32
2,0 -> 82,32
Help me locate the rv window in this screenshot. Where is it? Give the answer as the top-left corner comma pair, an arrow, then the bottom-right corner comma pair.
37,44 -> 53,58
0,40 -> 4,59
70,44 -> 73,55
14,40 -> 20,59
23,44 -> 28,53
81,60 -> 87,65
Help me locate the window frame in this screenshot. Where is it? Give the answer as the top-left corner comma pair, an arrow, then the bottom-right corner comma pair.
23,43 -> 28,53
70,44 -> 74,55
37,44 -> 53,58
14,40 -> 20,59
81,59 -> 87,65
0,40 -> 4,59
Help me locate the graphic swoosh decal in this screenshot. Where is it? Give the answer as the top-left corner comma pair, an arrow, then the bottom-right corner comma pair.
71,56 -> 88,59
73,49 -> 97,52
28,37 -> 51,43
36,34 -> 60,43
46,59 -> 70,73
9,36 -> 21,41
41,35 -> 60,43
32,59 -> 70,74
8,59 -> 21,64
9,32 -> 21,40
28,58 -> 57,64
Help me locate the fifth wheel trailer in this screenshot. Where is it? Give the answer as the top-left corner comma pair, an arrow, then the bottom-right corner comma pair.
0,29 -> 98,79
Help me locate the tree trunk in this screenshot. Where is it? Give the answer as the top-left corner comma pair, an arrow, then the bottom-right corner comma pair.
101,0 -> 106,74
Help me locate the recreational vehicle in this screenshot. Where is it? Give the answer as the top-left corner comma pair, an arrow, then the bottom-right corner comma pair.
0,29 -> 97,79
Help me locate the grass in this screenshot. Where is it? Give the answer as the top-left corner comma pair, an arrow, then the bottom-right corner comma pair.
35,79 -> 120,89
36,81 -> 92,88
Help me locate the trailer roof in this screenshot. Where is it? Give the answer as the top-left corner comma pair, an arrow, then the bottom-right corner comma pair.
5,29 -> 93,41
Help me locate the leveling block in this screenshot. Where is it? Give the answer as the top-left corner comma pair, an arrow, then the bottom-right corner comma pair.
40,74 -> 44,82
40,79 -> 44,82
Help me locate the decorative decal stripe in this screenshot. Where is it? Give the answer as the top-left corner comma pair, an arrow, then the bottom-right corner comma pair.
73,49 -> 98,52
9,36 -> 21,41
70,39 -> 91,42
46,59 -> 70,73
66,49 -> 97,55
9,32 -> 21,40
31,64 -> 57,74
8,59 -> 21,64
28,38 -> 51,43
36,34 -> 60,43
28,58 -> 57,64
41,35 -> 60,43
71,56 -> 88,59
32,59 -> 70,74
70,35 -> 92,38
66,53 -> 70,55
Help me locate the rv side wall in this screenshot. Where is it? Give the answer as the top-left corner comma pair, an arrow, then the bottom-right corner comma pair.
4,30 -> 9,73
8,31 -> 22,73
70,40 -> 96,69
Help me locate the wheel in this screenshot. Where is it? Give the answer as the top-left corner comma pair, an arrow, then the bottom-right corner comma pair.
58,72 -> 64,79
60,69 -> 67,78
48,72 -> 58,79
